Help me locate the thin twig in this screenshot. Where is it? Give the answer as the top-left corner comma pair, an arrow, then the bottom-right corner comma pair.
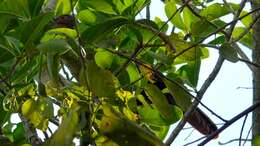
243,125 -> 252,146
239,114 -> 248,146
199,101 -> 260,146
219,138 -> 252,145
194,97 -> 227,122
233,43 -> 254,71
239,58 -> 260,68
183,136 -> 206,146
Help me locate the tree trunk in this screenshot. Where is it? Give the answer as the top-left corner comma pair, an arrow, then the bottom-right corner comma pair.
252,0 -> 260,142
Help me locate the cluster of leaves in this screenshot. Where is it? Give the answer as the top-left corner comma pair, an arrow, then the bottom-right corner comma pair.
0,0 -> 255,145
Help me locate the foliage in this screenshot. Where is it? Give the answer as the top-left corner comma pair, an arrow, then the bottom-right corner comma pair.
0,0 -> 255,145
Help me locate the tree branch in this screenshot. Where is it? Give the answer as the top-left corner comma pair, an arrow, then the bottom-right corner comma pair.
199,101 -> 260,145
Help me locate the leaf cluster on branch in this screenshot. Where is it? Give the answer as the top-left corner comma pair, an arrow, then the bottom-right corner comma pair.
0,0 -> 260,146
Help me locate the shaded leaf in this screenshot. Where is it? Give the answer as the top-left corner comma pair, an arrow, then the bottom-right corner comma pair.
163,79 -> 192,111
81,17 -> 129,44
81,60 -> 119,98
47,53 -> 60,86
37,39 -> 71,55
150,125 -> 169,140
46,108 -> 78,146
219,42 -> 239,63
100,104 -> 164,146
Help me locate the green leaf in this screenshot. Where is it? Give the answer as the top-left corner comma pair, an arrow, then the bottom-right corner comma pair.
144,83 -> 174,120
47,53 -> 60,86
253,135 -> 260,146
28,0 -> 44,17
0,13 -> 17,34
100,104 -> 164,146
240,11 -> 252,28
77,9 -> 97,25
95,48 -> 115,69
55,0 -> 72,15
183,7 -> 199,31
11,57 -> 39,83
13,123 -> 26,142
232,27 -> 253,49
154,17 -> 169,33
219,42 -> 239,63
170,34 -> 204,64
165,1 -> 185,30
0,95 -> 9,125
150,125 -> 169,140
126,63 -> 142,86
81,17 -> 129,44
138,105 -> 182,126
163,79 -> 192,111
81,60 -> 119,98
178,60 -> 201,88
46,108 -> 78,146
22,98 -> 54,130
200,3 -> 232,20
19,12 -> 54,50
0,0 -> 31,19
37,39 -> 71,55
208,35 -> 225,45
190,18 -> 216,37
78,0 -> 117,14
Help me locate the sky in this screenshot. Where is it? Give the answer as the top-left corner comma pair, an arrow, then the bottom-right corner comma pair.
146,0 -> 253,146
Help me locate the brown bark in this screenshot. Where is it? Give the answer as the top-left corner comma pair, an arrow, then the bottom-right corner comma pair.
252,0 -> 260,141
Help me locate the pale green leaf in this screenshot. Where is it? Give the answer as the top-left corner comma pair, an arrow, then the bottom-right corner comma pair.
200,3 -> 231,20
165,1 -> 185,30
232,27 -> 253,49
144,83 -> 174,120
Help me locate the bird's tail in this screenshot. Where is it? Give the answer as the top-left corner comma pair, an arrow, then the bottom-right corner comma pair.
187,108 -> 218,136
